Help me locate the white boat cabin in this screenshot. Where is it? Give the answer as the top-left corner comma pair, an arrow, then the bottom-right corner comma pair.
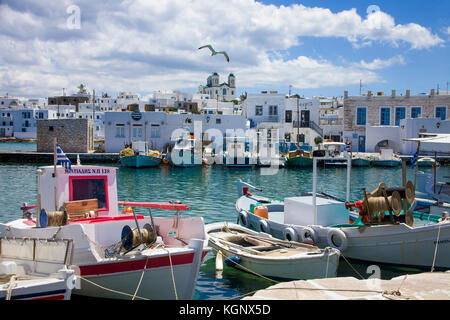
37,165 -> 119,224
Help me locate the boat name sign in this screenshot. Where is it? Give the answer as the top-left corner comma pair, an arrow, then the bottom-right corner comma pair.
64,168 -> 111,174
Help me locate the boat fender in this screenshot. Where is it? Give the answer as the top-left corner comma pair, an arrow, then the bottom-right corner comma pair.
259,219 -> 271,234
224,256 -> 241,267
299,227 -> 316,244
283,227 -> 298,242
239,211 -> 249,227
327,229 -> 348,251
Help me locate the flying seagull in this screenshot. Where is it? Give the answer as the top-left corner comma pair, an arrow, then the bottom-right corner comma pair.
198,45 -> 229,62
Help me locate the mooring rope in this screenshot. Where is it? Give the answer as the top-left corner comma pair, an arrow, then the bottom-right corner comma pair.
162,247 -> 179,300
78,275 -> 150,300
431,223 -> 442,272
5,275 -> 17,300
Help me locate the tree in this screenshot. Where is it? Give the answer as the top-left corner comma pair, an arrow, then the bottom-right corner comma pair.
314,136 -> 323,149
77,84 -> 87,94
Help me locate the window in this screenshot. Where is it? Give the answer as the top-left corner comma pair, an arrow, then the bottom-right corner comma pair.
269,105 -> 278,116
411,107 -> 421,118
216,118 -> 221,124
132,124 -> 142,138
115,124 -> 125,137
285,110 -> 292,123
395,107 -> 406,126
255,105 -> 263,116
356,107 -> 366,125
70,177 -> 108,211
150,124 -> 160,138
436,107 -> 447,120
222,88 -> 227,95
380,107 -> 390,125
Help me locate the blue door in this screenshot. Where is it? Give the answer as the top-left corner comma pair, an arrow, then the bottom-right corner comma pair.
358,136 -> 366,152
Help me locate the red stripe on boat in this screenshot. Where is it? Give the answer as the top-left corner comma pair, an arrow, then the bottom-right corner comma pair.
80,252 -> 195,276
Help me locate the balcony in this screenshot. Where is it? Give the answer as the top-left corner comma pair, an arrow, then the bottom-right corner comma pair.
257,115 -> 279,123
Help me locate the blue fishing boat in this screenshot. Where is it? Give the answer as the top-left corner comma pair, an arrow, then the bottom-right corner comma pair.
120,141 -> 162,168
372,148 -> 401,167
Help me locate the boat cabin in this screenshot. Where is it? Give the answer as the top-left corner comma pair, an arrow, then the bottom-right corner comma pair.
37,165 -> 119,224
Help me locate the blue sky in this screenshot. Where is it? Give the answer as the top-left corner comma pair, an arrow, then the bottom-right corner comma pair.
0,0 -> 449,99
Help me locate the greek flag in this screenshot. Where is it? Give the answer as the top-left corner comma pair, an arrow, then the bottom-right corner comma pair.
56,144 -> 71,170
411,151 -> 418,168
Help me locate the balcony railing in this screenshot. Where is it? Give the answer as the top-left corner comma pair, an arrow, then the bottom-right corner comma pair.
293,120 -> 323,137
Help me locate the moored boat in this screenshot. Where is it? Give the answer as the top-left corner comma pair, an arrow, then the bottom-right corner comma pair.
372,148 -> 401,167
0,237 -> 74,300
351,153 -> 372,167
206,222 -> 340,280
418,157 -> 438,167
120,141 -> 162,168
0,144 -> 209,300
285,150 -> 313,168
234,154 -> 450,270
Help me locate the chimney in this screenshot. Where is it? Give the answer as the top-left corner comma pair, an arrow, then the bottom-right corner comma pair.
391,90 -> 396,98
430,88 -> 435,96
344,91 -> 348,99
406,89 -> 410,98
368,91 -> 372,97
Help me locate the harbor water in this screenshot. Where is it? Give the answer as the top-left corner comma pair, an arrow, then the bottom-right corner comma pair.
0,159 -> 448,300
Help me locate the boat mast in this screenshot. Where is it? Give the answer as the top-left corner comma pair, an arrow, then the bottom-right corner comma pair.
297,96 -> 300,151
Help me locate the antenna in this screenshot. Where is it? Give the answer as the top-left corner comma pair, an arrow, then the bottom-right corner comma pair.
359,80 -> 363,96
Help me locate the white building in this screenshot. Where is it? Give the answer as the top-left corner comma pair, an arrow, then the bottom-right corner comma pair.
104,111 -> 247,152
344,89 -> 450,153
198,72 -> 236,102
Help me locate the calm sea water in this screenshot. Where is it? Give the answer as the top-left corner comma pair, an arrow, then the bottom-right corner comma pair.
0,142 -> 37,152
0,160 -> 448,300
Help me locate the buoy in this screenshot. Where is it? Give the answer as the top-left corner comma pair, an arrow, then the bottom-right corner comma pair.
224,256 -> 240,267
254,206 -> 268,219
215,250 -> 224,271
124,207 -> 134,214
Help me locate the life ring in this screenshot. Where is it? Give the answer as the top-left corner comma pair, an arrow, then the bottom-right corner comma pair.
162,156 -> 170,164
283,227 -> 298,242
299,227 -> 316,244
258,219 -> 271,234
327,229 -> 348,251
239,211 -> 249,227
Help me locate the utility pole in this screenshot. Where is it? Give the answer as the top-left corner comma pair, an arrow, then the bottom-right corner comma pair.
359,80 -> 362,96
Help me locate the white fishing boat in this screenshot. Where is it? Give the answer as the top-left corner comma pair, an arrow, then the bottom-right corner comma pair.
322,141 -> 348,167
0,143 -> 208,300
206,222 -> 340,280
0,237 -> 74,300
417,157 -> 438,167
372,148 -> 401,167
234,153 -> 450,270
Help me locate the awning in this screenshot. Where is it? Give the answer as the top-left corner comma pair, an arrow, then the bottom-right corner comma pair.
403,134 -> 450,153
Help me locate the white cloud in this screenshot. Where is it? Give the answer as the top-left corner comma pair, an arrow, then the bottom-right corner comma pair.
0,0 -> 443,97
354,55 -> 406,71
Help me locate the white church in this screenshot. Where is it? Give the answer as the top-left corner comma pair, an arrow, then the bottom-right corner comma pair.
198,72 -> 236,102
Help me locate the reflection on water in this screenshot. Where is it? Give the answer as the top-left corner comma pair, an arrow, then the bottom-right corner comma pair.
0,162 -> 448,299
